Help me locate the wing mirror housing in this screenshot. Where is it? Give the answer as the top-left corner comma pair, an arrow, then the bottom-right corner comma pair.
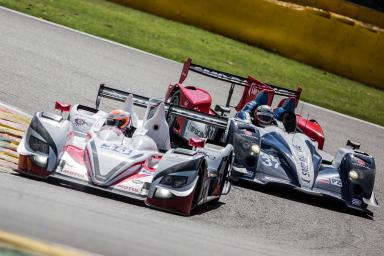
188,137 -> 206,149
55,101 -> 71,114
346,139 -> 360,150
214,104 -> 230,116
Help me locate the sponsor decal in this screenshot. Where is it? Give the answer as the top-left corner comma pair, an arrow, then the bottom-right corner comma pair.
330,178 -> 342,187
200,151 -> 216,160
131,180 -> 144,185
240,133 -> 254,139
139,169 -> 154,175
354,157 -> 368,169
73,118 -> 87,126
246,169 -> 255,176
187,121 -> 205,138
116,184 -> 139,193
318,178 -> 341,187
243,130 -> 253,136
250,83 -> 259,96
100,143 -> 133,156
319,178 -> 330,184
293,144 -> 310,178
185,121 -> 216,140
164,154 -> 188,163
192,66 -> 246,85
351,198 -> 362,207
61,166 -> 87,179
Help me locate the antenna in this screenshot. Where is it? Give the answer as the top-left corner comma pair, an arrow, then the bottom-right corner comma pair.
305,113 -> 309,133
291,100 -> 305,142
298,100 -> 304,117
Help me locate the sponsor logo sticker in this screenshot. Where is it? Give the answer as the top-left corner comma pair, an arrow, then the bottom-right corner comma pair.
351,198 -> 362,207
100,143 -> 133,156
354,157 -> 368,169
131,180 -> 144,185
74,118 -> 87,126
330,178 -> 342,187
139,169 -> 153,175
319,178 -> 330,184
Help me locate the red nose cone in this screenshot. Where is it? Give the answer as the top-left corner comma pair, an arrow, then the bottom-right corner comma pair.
188,137 -> 206,148
55,101 -> 71,112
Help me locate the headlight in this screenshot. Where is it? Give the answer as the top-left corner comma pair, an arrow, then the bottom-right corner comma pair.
154,187 -> 174,199
234,134 -> 254,150
241,141 -> 251,150
250,144 -> 260,155
29,135 -> 49,154
31,155 -> 48,168
349,170 -> 359,181
159,175 -> 188,188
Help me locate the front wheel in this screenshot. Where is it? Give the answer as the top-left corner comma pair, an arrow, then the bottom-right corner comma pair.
211,153 -> 233,204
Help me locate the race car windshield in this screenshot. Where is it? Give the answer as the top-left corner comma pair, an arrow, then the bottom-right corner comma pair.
106,119 -> 126,128
97,126 -> 124,142
145,98 -> 164,120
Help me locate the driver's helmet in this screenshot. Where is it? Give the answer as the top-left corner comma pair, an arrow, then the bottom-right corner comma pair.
106,109 -> 131,132
254,105 -> 274,127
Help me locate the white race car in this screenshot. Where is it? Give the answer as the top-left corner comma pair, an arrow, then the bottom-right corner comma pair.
17,85 -> 233,215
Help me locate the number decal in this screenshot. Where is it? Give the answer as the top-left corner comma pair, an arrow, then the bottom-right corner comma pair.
100,143 -> 133,156
261,154 -> 280,168
330,178 -> 342,187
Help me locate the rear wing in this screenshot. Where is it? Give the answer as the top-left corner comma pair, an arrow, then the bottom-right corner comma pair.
96,84 -> 228,130
179,58 -> 302,110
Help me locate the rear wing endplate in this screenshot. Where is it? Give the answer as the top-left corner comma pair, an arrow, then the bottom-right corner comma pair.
96,84 -> 228,129
180,58 -> 302,110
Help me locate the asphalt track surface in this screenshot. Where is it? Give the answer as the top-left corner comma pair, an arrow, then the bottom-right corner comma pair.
0,6 -> 383,256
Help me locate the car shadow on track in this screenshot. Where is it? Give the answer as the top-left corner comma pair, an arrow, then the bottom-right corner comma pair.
12,171 -> 146,207
191,201 -> 226,216
12,171 -> 226,216
234,180 -> 374,220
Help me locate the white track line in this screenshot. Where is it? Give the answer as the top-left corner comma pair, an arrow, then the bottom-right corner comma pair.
1,6 -> 382,130
302,102 -> 384,130
0,6 -> 175,63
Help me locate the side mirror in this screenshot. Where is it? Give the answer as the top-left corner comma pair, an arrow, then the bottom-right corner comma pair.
95,96 -> 101,110
55,101 -> 71,114
214,104 -> 230,116
188,137 -> 206,149
282,111 -> 296,133
346,140 -> 360,150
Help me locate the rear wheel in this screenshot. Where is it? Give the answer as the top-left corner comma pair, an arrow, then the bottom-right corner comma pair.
166,90 -> 180,128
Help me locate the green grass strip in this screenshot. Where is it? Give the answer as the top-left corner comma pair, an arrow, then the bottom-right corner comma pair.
0,0 -> 383,126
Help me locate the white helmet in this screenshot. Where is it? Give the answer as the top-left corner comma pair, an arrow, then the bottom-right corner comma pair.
254,105 -> 274,127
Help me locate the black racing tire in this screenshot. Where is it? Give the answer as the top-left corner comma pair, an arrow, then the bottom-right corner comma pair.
192,160 -> 208,209
309,119 -> 318,124
211,152 -> 233,204
166,90 -> 180,128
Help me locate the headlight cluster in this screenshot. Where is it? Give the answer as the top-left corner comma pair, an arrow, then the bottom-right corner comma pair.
159,175 -> 188,188
31,155 -> 48,168
241,141 -> 251,150
348,169 -> 359,181
250,144 -> 260,155
29,135 -> 49,154
233,133 -> 260,157
154,188 -> 174,199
